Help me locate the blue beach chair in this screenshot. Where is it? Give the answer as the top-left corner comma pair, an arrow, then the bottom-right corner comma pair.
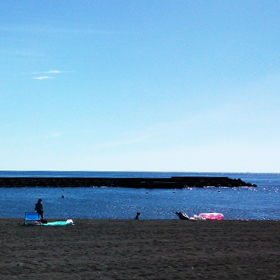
24,211 -> 39,225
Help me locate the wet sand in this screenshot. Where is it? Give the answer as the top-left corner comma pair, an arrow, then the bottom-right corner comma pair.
0,219 -> 279,279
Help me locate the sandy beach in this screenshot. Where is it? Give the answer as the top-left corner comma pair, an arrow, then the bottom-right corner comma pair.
0,219 -> 279,279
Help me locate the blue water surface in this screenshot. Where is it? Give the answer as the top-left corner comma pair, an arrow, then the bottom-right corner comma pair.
0,171 -> 279,220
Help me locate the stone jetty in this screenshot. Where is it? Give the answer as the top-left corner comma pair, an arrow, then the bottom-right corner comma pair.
0,176 -> 256,188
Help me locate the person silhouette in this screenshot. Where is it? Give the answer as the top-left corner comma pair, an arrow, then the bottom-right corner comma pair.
35,199 -> 44,220
135,212 -> 141,220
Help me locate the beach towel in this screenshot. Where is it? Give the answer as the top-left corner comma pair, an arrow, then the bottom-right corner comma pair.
40,219 -> 74,226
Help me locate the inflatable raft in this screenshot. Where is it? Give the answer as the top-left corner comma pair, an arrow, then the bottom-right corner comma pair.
199,213 -> 224,220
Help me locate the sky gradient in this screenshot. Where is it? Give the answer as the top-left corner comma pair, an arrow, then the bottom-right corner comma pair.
1,0 -> 280,172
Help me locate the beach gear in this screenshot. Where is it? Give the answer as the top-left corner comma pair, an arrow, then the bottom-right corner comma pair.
24,212 -> 40,225
190,214 -> 206,220
23,213 -> 74,226
198,213 -> 224,220
175,212 -> 189,220
39,219 -> 74,226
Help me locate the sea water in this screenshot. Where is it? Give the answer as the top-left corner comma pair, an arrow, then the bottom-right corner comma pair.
0,171 -> 279,220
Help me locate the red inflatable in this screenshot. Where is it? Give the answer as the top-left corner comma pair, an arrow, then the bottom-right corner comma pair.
199,213 -> 224,220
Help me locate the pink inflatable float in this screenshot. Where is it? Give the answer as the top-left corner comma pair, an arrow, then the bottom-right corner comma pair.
199,213 -> 224,220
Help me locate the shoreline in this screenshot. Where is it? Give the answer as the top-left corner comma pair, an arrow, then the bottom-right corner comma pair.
0,219 -> 279,279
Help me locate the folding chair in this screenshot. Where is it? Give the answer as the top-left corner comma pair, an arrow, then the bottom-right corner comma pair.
24,211 -> 40,225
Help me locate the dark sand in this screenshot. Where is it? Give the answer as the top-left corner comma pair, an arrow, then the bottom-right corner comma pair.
0,219 -> 279,279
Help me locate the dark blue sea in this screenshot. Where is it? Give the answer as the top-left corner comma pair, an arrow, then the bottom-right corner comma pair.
0,171 -> 279,220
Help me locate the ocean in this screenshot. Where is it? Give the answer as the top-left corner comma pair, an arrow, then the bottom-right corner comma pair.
0,171 -> 279,220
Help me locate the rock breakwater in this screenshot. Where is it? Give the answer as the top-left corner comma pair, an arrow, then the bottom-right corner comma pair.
0,176 -> 256,188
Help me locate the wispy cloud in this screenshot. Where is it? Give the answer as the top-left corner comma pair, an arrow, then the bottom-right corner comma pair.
33,76 -> 53,80
31,70 -> 65,75
30,70 -> 72,80
45,70 -> 63,74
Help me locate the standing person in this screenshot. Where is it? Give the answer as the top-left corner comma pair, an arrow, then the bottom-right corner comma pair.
135,212 -> 141,220
35,199 -> 44,220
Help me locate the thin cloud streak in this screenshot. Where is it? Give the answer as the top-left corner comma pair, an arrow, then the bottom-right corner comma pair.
31,70 -> 64,74
46,70 -> 63,74
33,76 -> 53,80
30,70 -> 73,80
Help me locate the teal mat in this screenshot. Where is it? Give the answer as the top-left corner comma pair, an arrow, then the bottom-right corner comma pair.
39,219 -> 74,226
41,221 -> 69,226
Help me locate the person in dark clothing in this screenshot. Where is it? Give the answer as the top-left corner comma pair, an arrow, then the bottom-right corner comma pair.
135,212 -> 141,220
35,199 -> 44,219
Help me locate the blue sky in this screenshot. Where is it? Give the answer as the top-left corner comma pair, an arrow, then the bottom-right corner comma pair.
1,0 -> 280,172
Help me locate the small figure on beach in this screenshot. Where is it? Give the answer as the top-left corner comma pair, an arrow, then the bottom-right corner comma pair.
35,199 -> 44,220
135,212 -> 141,220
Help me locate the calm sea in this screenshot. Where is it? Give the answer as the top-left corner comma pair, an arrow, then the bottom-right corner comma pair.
0,171 -> 279,220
